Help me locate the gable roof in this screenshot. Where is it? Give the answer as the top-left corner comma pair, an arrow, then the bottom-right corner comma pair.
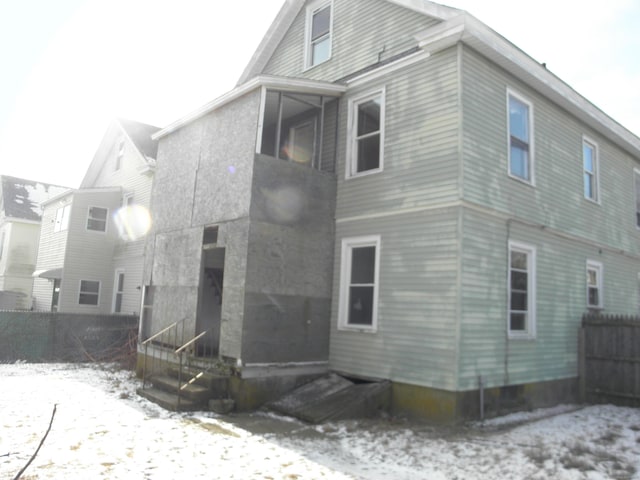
237,0 -> 461,85
80,118 -> 160,188
117,118 -> 161,161
0,175 -> 71,223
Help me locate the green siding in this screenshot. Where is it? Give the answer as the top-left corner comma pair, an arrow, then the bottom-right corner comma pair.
459,208 -> 640,391
263,0 -> 441,82
336,47 -> 461,220
461,46 -> 640,255
330,208 -> 460,391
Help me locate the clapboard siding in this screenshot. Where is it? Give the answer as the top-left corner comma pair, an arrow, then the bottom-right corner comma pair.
263,0 -> 441,82
461,46 -> 640,256
57,190 -> 121,314
336,47 -> 460,220
458,207 -> 640,390
32,196 -> 71,311
329,207 -> 460,390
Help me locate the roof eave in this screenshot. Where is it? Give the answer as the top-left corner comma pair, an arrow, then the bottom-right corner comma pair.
417,14 -> 640,158
153,75 -> 347,140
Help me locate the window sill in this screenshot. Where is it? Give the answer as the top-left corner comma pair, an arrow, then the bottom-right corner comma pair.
508,332 -> 536,341
507,173 -> 535,187
346,168 -> 383,180
338,324 -> 377,334
303,57 -> 331,73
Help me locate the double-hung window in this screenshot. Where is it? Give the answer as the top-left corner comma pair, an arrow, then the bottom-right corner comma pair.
305,1 -> 332,68
87,206 -> 108,232
338,236 -> 381,331
583,138 -> 599,202
508,241 -> 536,339
508,91 -> 533,183
586,260 -> 603,309
79,280 -> 100,306
347,89 -> 385,177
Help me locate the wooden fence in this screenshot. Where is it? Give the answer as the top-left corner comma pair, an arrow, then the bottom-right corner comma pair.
579,313 -> 640,407
0,311 -> 138,366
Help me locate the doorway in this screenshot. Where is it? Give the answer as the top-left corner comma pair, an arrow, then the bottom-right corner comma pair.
196,246 -> 225,357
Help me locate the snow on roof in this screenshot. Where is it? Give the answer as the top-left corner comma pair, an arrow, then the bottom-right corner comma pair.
0,175 -> 72,222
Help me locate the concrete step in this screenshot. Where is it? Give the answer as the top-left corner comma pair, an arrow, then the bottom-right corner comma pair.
150,375 -> 211,403
165,366 -> 230,394
137,387 -> 203,412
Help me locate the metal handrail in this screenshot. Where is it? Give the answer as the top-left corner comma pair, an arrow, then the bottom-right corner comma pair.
175,331 -> 208,354
141,318 -> 187,388
141,321 -> 179,345
175,330 -> 209,409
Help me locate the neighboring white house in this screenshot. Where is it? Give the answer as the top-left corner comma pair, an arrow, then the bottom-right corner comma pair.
32,118 -> 159,314
0,176 -> 70,310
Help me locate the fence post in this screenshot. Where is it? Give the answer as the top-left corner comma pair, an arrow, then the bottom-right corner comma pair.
578,325 -> 586,403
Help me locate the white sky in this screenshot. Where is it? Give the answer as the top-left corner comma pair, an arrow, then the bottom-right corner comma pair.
0,0 -> 638,188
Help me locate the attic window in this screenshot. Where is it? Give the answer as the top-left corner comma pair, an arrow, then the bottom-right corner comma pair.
305,1 -> 332,68
115,140 -> 125,171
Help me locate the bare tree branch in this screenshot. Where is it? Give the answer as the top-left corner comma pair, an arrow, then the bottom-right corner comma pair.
13,404 -> 57,480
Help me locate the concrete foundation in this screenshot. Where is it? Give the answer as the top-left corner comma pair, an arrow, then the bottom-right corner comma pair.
392,377 -> 579,423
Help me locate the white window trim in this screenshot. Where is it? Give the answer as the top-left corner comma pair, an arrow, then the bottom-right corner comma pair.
634,168 -> 640,231
86,206 -> 109,233
507,241 -> 536,340
345,87 -> 386,179
54,204 -> 71,233
338,235 -> 381,332
112,269 -> 125,313
0,230 -> 5,260
507,88 -> 535,186
78,279 -> 101,306
122,192 -> 134,207
582,136 -> 600,204
303,0 -> 333,71
586,260 -> 604,309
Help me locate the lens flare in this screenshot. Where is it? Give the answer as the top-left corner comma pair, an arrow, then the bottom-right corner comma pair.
113,204 -> 152,241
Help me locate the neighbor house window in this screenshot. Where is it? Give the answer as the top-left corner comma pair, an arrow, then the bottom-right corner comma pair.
347,89 -> 385,178
79,280 -> 100,305
338,235 -> 381,331
508,241 -> 536,338
508,91 -> 533,183
635,169 -> 640,228
587,260 -> 603,309
583,138 -> 599,202
115,140 -> 125,171
122,193 -> 134,207
113,270 -> 125,313
305,1 -> 332,68
54,204 -> 71,232
87,206 -> 108,232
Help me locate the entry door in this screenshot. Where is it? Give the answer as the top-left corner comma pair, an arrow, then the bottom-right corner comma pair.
288,119 -> 316,166
196,247 -> 225,356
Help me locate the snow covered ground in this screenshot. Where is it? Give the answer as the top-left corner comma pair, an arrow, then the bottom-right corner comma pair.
2,363 -> 640,480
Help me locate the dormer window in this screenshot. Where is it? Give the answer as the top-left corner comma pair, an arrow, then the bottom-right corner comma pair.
305,1 -> 332,69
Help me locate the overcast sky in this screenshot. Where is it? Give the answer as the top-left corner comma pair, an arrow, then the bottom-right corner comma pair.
1,0 -> 638,188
